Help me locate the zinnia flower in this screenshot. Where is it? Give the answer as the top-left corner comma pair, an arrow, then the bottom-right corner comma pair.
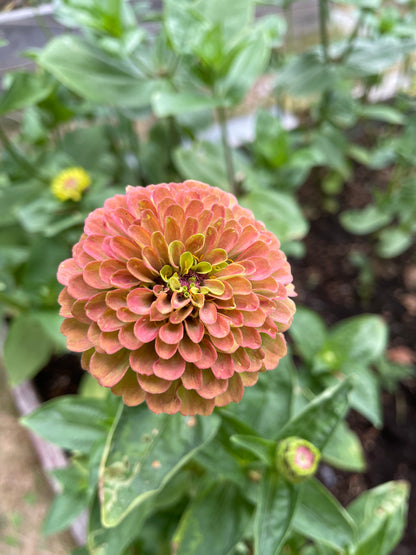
51,167 -> 91,202
57,180 -> 296,415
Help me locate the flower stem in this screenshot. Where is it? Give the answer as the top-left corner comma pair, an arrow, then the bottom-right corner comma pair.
217,106 -> 237,196
318,0 -> 329,64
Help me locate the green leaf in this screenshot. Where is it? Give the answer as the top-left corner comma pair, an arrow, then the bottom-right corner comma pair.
39,35 -> 159,107
173,482 -> 251,555
100,405 -> 220,526
0,72 -> 54,115
0,182 -> 42,227
293,478 -> 357,551
219,31 -> 270,104
275,379 -> 352,449
152,90 -> 220,117
199,0 -> 254,43
340,205 -> 392,235
348,481 -> 410,555
254,470 -> 299,555
240,190 -> 309,243
315,315 -> 388,373
174,141 -> 248,192
377,227 -> 413,258
290,307 -> 327,363
230,435 -> 275,464
357,104 -> 405,125
348,366 -> 382,428
276,51 -> 336,96
43,491 -> 88,535
345,36 -> 415,77
88,495 -> 148,555
21,396 -> 115,453
322,421 -> 366,472
3,314 -> 54,385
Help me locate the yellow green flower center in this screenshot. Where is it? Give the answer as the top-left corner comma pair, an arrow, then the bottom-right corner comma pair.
160,250 -> 228,304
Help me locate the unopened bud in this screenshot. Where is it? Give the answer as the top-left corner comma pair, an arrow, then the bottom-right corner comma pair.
276,437 -> 321,483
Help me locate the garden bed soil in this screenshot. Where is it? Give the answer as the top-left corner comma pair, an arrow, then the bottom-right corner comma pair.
32,161 -> 416,554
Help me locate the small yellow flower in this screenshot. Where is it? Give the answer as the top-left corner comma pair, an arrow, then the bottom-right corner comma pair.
51,167 -> 91,202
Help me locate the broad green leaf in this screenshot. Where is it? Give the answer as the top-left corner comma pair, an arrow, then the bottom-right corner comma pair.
357,104 -> 405,125
173,482 -> 251,555
340,205 -> 392,235
322,421 -> 366,472
43,491 -> 88,535
254,471 -> 299,555
290,307 -> 327,363
17,196 -> 63,235
0,71 -> 54,115
174,141 -> 248,192
293,479 -> 357,551
88,495 -> 149,555
230,435 -> 275,464
164,0 -> 208,55
199,0 -> 254,43
43,462 -> 90,535
275,51 -> 336,96
31,310 -> 67,351
275,379 -> 352,449
152,90 -> 220,117
315,315 -> 388,372
0,182 -> 42,227
21,396 -> 115,453
100,405 -> 220,526
377,227 -> 413,258
89,468 -> 191,554
240,190 -> 309,243
4,314 -> 54,386
39,35 -> 159,107
348,366 -> 382,428
348,481 -> 410,555
219,31 -> 270,104
345,37 -> 415,77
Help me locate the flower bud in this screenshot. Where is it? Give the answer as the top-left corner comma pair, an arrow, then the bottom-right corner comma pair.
276,437 -> 321,483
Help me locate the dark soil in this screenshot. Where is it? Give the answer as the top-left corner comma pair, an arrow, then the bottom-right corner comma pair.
32,161 -> 416,553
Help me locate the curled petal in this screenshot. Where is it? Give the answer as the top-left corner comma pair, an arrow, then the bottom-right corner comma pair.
127,287 -> 154,315
146,384 -> 181,415
129,343 -> 158,375
111,371 -> 146,406
178,336 -> 202,363
61,319 -> 92,352
178,387 -> 215,416
153,352 -> 186,380
57,259 -> 81,286
89,350 -> 129,387
158,322 -> 184,344
134,317 -> 160,343
215,373 -> 244,407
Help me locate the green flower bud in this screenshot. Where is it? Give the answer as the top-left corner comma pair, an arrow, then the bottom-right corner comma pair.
276,437 -> 321,483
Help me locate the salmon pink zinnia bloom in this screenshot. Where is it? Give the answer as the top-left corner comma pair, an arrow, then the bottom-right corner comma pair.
57,180 -> 296,415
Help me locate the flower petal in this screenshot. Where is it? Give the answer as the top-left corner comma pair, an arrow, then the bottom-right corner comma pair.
89,350 -> 129,387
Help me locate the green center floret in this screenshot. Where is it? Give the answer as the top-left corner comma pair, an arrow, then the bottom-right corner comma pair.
159,250 -> 228,299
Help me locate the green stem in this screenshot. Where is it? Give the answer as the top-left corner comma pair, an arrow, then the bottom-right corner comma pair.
318,0 -> 329,64
217,106 -> 237,196
0,125 -> 48,183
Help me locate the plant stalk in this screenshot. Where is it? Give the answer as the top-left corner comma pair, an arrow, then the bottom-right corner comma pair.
318,0 -> 329,64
